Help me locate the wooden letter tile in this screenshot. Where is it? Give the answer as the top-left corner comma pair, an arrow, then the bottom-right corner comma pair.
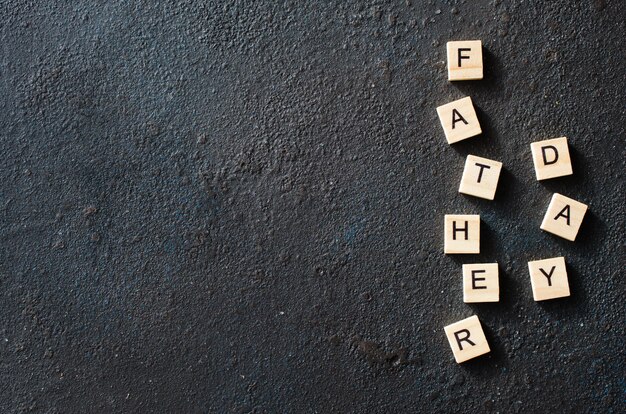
447,40 -> 483,81
528,256 -> 570,301
530,137 -> 573,180
458,155 -> 503,200
540,193 -> 588,241
444,315 -> 490,363
463,263 -> 499,303
436,96 -> 482,144
444,214 -> 480,254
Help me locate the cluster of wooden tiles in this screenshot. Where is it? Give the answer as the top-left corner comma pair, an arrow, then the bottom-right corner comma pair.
438,40 -> 589,364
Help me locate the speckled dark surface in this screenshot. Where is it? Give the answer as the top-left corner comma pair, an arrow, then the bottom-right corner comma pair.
1,1 -> 624,413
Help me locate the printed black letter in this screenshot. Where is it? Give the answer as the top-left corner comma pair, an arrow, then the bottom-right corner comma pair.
474,163 -> 491,183
539,266 -> 556,286
454,329 -> 476,350
471,269 -> 487,289
541,145 -> 559,165
452,220 -> 469,240
451,109 -> 468,129
457,48 -> 471,67
554,205 -> 571,226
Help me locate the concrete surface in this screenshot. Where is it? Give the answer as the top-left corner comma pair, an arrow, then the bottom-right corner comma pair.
1,1 -> 624,412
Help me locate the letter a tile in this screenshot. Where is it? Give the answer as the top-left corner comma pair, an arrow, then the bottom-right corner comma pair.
540,193 -> 588,241
436,96 -> 482,144
444,315 -> 490,363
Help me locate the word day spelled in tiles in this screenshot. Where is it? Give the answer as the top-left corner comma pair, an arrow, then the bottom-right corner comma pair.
444,214 -> 480,254
444,315 -> 490,363
458,155 -> 503,200
447,40 -> 483,81
528,257 -> 570,301
436,96 -> 481,144
541,193 -> 588,241
463,263 -> 499,303
530,137 -> 573,180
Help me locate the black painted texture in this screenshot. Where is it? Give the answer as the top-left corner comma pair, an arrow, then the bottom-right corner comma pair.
1,1 -> 624,412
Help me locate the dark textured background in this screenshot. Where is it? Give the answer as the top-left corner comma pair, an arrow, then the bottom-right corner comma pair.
1,1 -> 624,412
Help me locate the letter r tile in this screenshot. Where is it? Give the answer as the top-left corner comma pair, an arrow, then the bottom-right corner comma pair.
444,315 -> 490,363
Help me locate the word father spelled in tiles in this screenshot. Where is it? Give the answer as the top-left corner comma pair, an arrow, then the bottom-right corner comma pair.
438,39 -> 589,363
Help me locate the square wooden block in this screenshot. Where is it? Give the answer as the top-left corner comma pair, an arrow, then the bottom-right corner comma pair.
540,193 -> 588,241
463,263 -> 499,303
436,96 -> 482,144
447,40 -> 483,81
444,214 -> 480,254
530,137 -> 573,180
528,256 -> 570,301
458,155 -> 503,200
444,315 -> 490,363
